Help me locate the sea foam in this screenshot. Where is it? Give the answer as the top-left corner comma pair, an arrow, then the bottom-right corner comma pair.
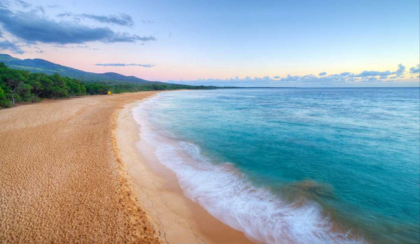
133,97 -> 363,244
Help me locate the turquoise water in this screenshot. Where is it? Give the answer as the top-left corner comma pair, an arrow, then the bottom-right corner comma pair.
134,88 -> 420,243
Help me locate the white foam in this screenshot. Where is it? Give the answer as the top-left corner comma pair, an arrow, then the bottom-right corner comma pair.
132,97 -> 363,244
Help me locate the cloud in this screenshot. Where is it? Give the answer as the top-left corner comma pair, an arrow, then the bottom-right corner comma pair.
175,64 -> 415,87
83,13 -> 134,26
278,74 -> 349,84
57,12 -> 134,27
410,65 -> 420,74
96,63 -> 155,68
356,70 -> 393,77
32,5 -> 45,15
0,0 -> 9,8
0,0 -> 31,8
274,65 -> 406,84
340,72 -> 353,76
107,33 -> 155,42
14,0 -> 30,8
55,12 -> 71,17
355,64 -> 406,78
168,62 -> 419,88
0,40 -> 24,54
0,8 -> 155,44
395,64 -> 405,77
280,74 -> 301,82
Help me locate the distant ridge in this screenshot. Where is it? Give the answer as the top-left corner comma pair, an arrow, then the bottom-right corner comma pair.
0,54 -> 156,83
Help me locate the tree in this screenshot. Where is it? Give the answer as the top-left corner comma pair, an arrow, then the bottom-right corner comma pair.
7,79 -> 22,106
0,63 -> 207,108
0,86 -> 9,107
0,87 -> 4,100
39,76 -> 54,98
3,73 -> 25,106
28,73 -> 45,100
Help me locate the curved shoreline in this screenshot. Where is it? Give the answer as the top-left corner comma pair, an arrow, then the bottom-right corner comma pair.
0,92 -> 161,243
114,94 -> 254,244
0,91 -> 255,243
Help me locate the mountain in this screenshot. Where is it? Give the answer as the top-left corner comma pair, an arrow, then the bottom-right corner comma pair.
0,54 -> 155,83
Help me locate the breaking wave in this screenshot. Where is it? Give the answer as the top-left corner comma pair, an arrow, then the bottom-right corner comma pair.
132,98 -> 363,244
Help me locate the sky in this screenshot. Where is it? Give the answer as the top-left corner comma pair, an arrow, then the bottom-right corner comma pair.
0,0 -> 419,87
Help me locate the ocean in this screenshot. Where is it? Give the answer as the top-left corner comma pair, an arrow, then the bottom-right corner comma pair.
133,88 -> 420,244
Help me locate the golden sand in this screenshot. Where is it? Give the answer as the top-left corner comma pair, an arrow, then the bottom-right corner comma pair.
0,91 -> 254,244
0,92 -> 161,243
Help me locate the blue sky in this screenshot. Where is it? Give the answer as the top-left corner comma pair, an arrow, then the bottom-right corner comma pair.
0,0 -> 419,86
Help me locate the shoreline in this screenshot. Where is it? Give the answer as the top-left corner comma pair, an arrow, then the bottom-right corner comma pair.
114,94 -> 255,244
115,92 -> 369,244
0,92 -> 161,243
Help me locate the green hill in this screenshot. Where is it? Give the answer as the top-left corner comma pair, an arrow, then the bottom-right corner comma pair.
0,54 -> 155,83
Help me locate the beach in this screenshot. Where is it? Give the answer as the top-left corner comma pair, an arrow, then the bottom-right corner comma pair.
2,88 -> 418,243
0,91 -> 252,243
0,92 -> 161,243
0,0 -> 417,242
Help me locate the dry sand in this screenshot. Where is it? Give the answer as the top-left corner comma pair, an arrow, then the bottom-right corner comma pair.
0,92 -> 160,243
0,91 -> 254,244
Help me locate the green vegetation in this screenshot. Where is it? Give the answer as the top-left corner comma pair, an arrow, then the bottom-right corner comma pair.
0,62 -> 213,108
0,54 -> 151,83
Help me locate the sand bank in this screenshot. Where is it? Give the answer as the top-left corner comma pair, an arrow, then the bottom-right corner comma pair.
0,92 -> 161,243
115,97 -> 254,244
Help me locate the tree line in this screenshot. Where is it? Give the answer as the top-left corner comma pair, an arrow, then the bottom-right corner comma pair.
0,62 -> 213,108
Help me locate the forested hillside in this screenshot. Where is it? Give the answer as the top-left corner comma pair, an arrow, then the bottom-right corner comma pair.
0,54 -> 154,83
0,63 -> 212,108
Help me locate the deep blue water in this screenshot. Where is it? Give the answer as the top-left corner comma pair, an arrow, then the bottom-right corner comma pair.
136,88 -> 419,243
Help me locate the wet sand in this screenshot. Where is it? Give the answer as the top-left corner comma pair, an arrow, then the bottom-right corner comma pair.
0,91 -> 254,243
115,98 -> 255,244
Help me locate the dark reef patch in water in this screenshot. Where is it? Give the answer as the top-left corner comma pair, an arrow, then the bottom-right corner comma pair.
282,180 -> 336,204
278,179 -> 420,243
